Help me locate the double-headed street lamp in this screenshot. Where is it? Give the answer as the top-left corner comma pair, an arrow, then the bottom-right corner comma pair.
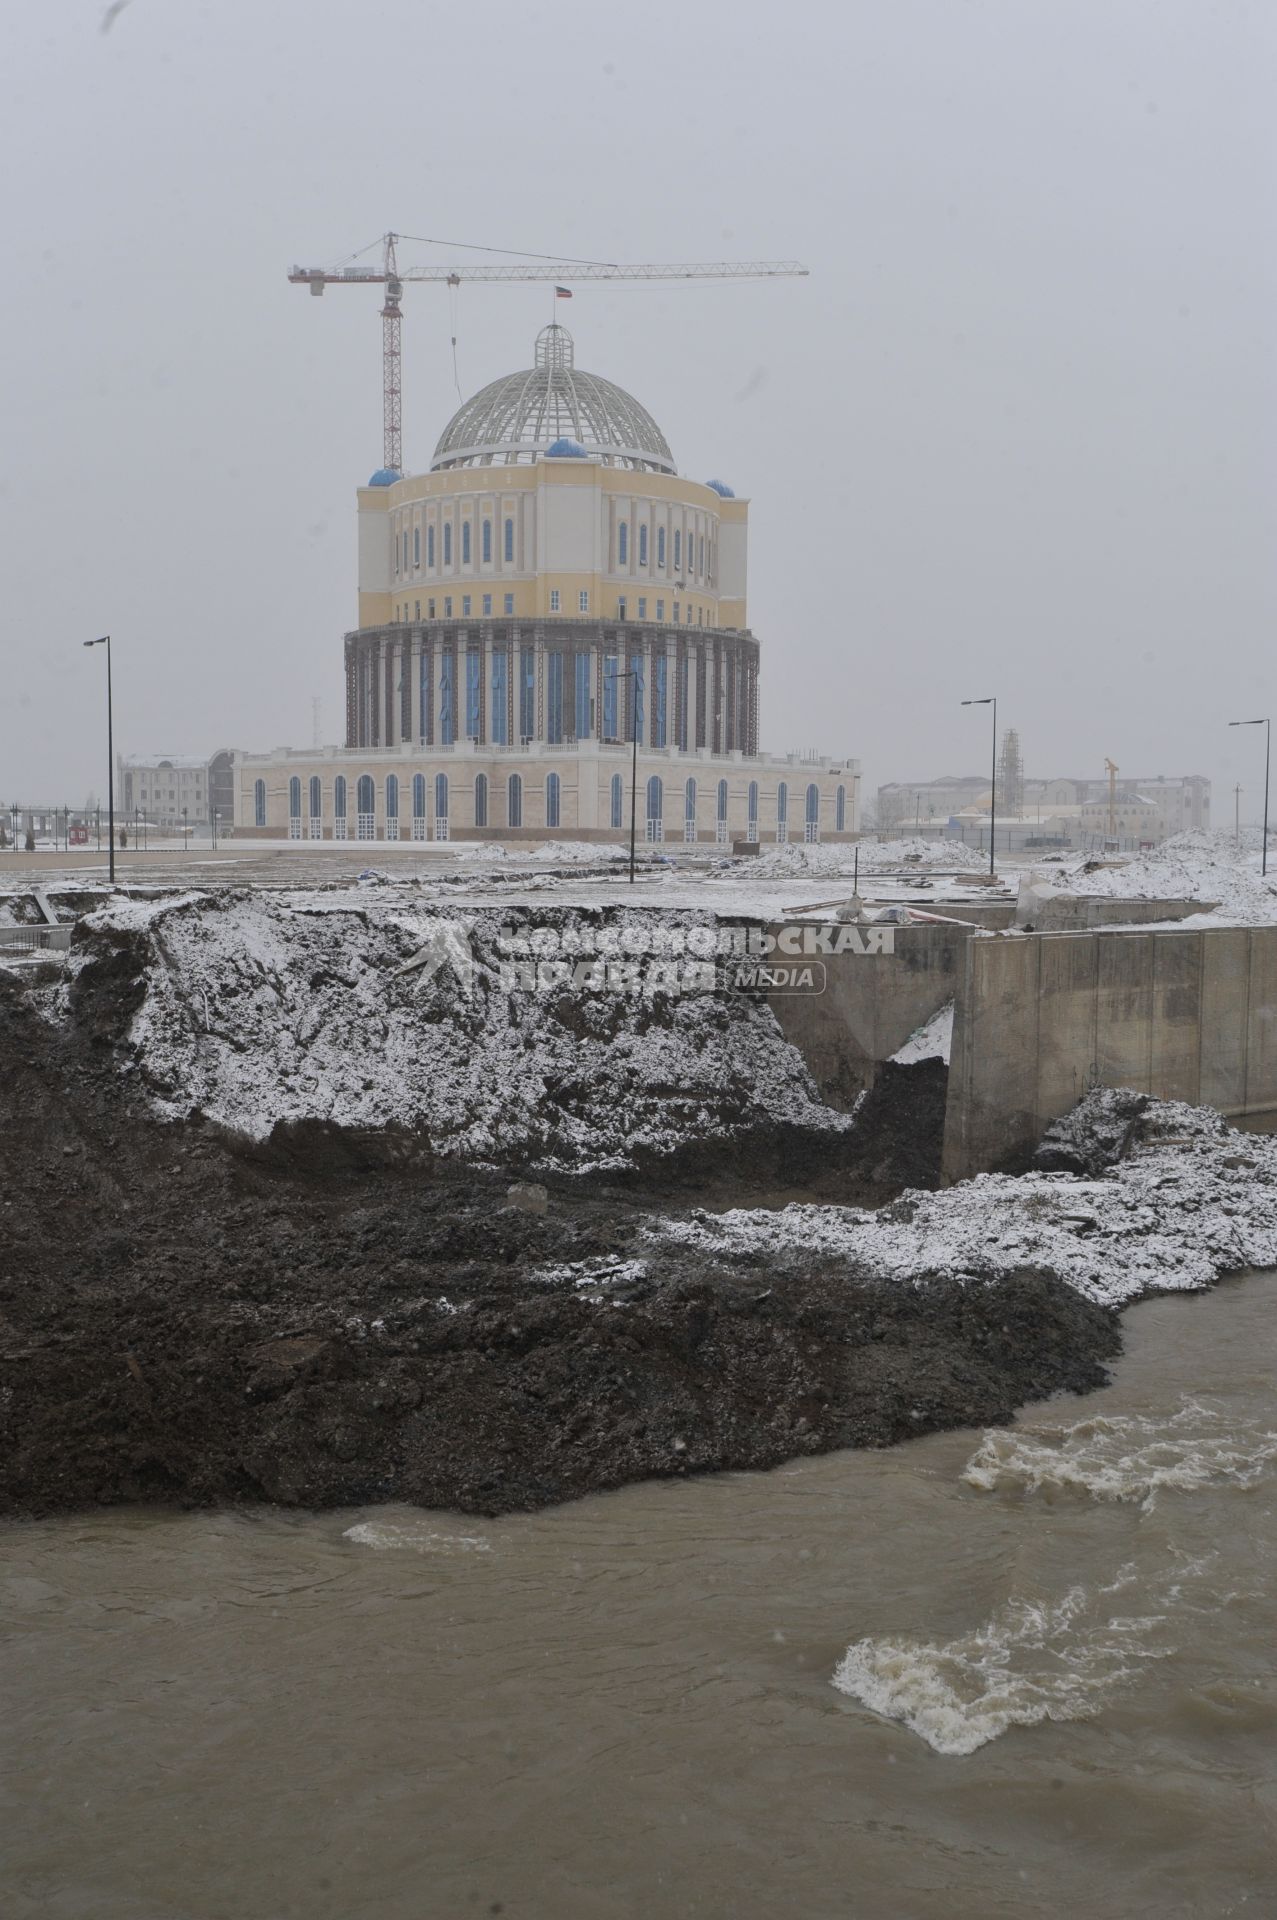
962,695 -> 997,877
83,635 -> 115,884
1228,717 -> 1270,877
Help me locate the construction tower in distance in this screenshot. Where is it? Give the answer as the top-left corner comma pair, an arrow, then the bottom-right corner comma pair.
999,728 -> 1025,819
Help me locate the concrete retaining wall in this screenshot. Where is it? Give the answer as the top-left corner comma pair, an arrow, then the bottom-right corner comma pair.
1027,895 -> 1213,931
942,926 -> 1277,1181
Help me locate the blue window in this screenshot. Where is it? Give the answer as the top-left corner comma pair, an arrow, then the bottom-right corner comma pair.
806,783 -> 820,826
492,649 -> 508,744
717,778 -> 728,825
699,535 -> 705,575
748,780 -> 759,835
386,774 -> 399,821
427,524 -> 436,568
656,598 -> 665,622
254,778 -> 266,827
413,526 -> 420,567
836,784 -> 847,832
334,775 -> 347,822
575,651 -> 591,738
288,776 -> 301,820
443,523 -> 452,566
638,598 -> 647,621
462,521 -> 472,565
519,648 -> 535,742
610,772 -> 623,830
466,650 -> 481,738
413,773 -> 426,820
435,773 -> 448,821
474,773 -> 488,828
646,775 -> 663,833
654,652 -> 667,747
309,775 -> 321,819
482,520 -> 492,564
504,593 -> 514,615
618,522 -> 628,566
440,650 -> 454,747
603,655 -> 618,740
504,517 -> 514,562
673,530 -> 681,574
629,654 -> 643,745
357,774 -> 375,822
482,593 -> 492,616
508,773 -> 522,828
638,525 -> 648,566
685,778 -> 697,824
546,651 -> 563,743
546,772 -> 561,829
419,649 -> 431,741
657,526 -> 666,568
462,595 -> 471,617
777,782 -> 788,825
401,531 -> 407,573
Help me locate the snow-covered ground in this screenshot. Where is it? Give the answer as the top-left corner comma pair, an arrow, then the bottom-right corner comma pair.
647,1093 -> 1277,1311
64,890 -> 852,1169
1020,830 -> 1277,926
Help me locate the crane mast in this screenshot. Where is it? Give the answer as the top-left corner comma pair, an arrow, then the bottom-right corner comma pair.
289,231 -> 809,475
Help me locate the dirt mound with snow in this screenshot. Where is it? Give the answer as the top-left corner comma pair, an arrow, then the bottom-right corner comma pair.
62,891 -> 854,1176
1048,830 -> 1277,924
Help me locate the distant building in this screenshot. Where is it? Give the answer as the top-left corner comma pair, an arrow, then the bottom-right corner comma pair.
878,770 -> 1211,847
118,751 -> 239,829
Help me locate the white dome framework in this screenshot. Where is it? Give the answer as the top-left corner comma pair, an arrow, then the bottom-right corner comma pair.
431,325 -> 675,475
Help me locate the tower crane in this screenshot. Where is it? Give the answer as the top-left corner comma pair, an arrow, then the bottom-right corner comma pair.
288,231 -> 810,476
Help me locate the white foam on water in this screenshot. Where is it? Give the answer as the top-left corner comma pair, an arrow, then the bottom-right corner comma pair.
961,1400 -> 1277,1508
832,1567 -> 1178,1756
343,1522 -> 493,1555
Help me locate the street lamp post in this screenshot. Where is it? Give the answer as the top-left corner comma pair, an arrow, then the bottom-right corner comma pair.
1229,718 -> 1270,877
83,636 -> 115,883
618,666 -> 642,884
962,696 -> 997,878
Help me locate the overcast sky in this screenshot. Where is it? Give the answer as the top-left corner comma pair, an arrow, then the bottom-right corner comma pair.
2,0 -> 1273,818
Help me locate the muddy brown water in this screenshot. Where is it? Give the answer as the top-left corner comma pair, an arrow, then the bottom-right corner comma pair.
4,1275 -> 1276,1920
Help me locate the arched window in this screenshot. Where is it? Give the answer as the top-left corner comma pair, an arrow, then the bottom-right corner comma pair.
638,525 -> 648,566
413,526 -> 420,567
747,780 -> 759,842
308,776 -> 322,837
507,773 -> 523,829
356,773 -> 375,840
657,526 -> 666,569
805,782 -> 820,844
443,522 -> 452,566
684,777 -> 697,843
435,773 -> 448,818
288,776 -> 301,817
474,772 -> 488,829
673,530 -> 681,574
546,771 -> 561,829
462,521 -> 472,565
504,517 -> 514,563
610,772 -> 624,830
386,774 -> 399,818
776,781 -> 789,843
836,784 -> 846,832
254,778 -> 266,828
717,778 -> 729,843
412,772 -> 426,839
334,775 -> 347,830
482,520 -> 492,564
618,522 -> 628,566
427,524 -> 436,568
646,774 -> 663,841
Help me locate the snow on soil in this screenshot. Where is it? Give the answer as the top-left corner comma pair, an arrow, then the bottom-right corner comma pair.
890,1002 -> 954,1066
1037,830 -> 1277,926
648,1093 -> 1277,1311
69,891 -> 851,1170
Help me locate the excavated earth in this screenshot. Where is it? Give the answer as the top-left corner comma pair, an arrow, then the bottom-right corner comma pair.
0,955 -> 1120,1521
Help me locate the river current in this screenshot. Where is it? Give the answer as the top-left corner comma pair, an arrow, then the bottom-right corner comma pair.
4,1275 -> 1276,1918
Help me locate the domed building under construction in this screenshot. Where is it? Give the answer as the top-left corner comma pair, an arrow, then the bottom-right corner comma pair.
235,324 -> 858,843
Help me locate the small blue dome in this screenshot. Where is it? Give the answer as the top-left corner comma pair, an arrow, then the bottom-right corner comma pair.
544,437 -> 588,459
367,467 -> 402,487
706,478 -> 735,498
